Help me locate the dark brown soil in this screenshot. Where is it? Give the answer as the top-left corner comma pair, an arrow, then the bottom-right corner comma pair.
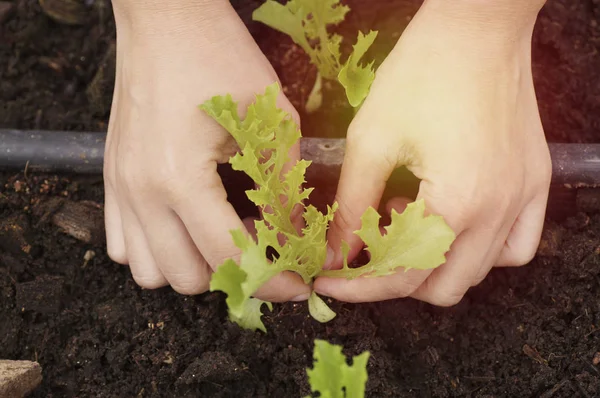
2,1 -> 600,397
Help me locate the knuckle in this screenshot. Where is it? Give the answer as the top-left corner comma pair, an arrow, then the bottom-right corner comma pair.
505,245 -> 536,267
131,271 -> 167,290
116,161 -> 149,195
171,276 -> 209,295
205,250 -> 240,270
384,277 -> 421,299
534,152 -> 553,190
164,170 -> 224,206
348,133 -> 395,170
425,283 -> 466,307
431,291 -> 465,307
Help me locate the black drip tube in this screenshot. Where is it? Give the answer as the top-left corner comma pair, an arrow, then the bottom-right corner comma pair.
1,129 -> 600,188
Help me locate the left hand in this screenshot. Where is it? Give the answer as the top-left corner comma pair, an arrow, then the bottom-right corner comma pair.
313,0 -> 551,306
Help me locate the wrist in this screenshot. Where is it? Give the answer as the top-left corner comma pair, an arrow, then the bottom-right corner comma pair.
421,0 -> 545,41
112,0 -> 233,40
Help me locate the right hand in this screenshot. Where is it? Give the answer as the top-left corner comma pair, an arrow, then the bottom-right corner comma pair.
104,0 -> 311,301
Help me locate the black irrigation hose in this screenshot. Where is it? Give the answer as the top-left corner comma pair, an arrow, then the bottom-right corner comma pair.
1,129 -> 600,188
0,129 -> 105,174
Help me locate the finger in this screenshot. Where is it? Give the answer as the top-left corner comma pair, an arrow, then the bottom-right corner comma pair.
314,197 -> 431,302
173,172 -> 310,302
470,222 -> 513,286
325,138 -> 395,269
135,205 -> 212,295
496,192 -> 548,267
385,196 -> 411,215
104,183 -> 127,264
121,209 -> 168,290
242,217 -> 258,238
314,267 -> 430,303
254,271 -> 311,302
399,179 -> 485,306
410,227 -> 495,306
239,217 -> 312,302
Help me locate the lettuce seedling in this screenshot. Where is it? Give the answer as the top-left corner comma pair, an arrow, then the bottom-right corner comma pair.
199,83 -> 455,332
253,0 -> 378,111
305,339 -> 370,398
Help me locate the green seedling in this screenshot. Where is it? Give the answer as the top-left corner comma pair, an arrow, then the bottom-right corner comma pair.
199,83 -> 455,332
253,0 -> 378,111
305,339 -> 370,398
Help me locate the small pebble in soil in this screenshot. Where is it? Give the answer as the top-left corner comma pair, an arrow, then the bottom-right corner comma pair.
593,352 -> 600,366
82,249 -> 95,268
537,222 -> 564,257
16,275 -> 65,314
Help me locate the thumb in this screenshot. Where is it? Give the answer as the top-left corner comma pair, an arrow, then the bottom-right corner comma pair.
325,136 -> 395,269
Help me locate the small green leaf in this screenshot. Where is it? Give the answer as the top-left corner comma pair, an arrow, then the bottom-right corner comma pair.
252,0 -> 312,54
319,199 -> 456,279
342,351 -> 370,398
306,340 -> 370,398
338,30 -> 378,107
209,259 -> 247,315
308,291 -> 336,323
253,0 -> 351,81
229,298 -> 273,333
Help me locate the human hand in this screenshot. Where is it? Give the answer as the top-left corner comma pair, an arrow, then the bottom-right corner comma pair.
314,0 -> 551,306
104,0 -> 310,300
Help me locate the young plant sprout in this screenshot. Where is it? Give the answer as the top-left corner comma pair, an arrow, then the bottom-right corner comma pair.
253,0 -> 378,111
197,0 -> 455,333
199,83 -> 455,332
305,339 -> 370,398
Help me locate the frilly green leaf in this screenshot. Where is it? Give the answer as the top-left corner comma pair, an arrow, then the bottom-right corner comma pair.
229,298 -> 273,333
306,339 -> 370,398
320,199 -> 456,279
338,30 -> 378,107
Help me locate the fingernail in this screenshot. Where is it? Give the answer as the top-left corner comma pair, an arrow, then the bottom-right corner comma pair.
291,293 -> 310,302
323,246 -> 335,270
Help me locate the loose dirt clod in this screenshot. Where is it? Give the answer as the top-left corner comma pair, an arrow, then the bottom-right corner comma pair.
0,1 -> 14,24
16,276 -> 64,314
51,200 -> 105,244
0,360 -> 42,397
537,222 -> 564,257
178,352 -> 242,385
